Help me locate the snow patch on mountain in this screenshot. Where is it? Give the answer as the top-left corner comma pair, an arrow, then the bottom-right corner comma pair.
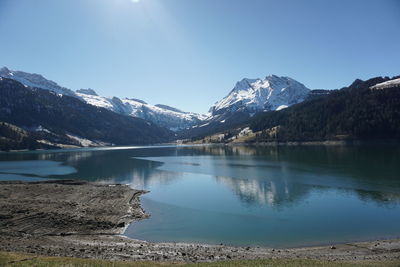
370,78 -> 400,90
75,92 -> 114,109
276,105 -> 288,111
76,88 -> 98,96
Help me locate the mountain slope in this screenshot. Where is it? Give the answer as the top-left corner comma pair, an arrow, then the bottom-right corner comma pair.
249,76 -> 400,142
0,67 -> 204,130
77,91 -> 206,130
0,122 -> 47,151
0,67 -> 77,97
181,75 -> 400,144
370,78 -> 400,90
0,78 -> 172,147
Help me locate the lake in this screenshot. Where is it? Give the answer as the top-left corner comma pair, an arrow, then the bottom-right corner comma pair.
1,145 -> 400,248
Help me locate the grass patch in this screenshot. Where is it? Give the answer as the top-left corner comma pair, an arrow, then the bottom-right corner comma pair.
1,251 -> 399,267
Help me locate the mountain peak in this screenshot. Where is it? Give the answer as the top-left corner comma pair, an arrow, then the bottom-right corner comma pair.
125,98 -> 147,104
265,74 -> 280,79
0,67 -> 76,97
233,78 -> 260,92
0,67 -> 10,73
210,75 -> 310,115
76,88 -> 98,96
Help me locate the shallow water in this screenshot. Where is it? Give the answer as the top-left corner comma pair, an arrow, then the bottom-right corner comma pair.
1,145 -> 400,247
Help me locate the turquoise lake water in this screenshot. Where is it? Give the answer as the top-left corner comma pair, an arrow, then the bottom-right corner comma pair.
1,145 -> 400,247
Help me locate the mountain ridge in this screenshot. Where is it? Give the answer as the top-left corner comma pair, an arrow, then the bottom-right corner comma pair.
0,67 -> 204,131
0,67 -> 77,97
0,77 -> 173,148
1,67 -> 318,133
1,66 -> 399,149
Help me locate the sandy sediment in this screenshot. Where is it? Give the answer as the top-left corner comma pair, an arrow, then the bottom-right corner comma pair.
0,180 -> 399,262
0,180 -> 146,237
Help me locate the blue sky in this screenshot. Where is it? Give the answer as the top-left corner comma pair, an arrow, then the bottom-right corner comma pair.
0,0 -> 399,113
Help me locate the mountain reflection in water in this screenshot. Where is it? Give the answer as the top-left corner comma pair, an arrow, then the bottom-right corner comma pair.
1,145 -> 399,207
1,145 -> 400,247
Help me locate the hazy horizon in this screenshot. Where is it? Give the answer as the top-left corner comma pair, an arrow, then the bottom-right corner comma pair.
1,0 -> 399,113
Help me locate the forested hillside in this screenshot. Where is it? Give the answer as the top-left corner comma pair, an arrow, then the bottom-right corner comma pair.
250,76 -> 400,142
0,78 -> 172,149
0,122 -> 45,151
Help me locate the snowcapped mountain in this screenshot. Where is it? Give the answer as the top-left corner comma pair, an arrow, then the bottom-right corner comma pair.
210,75 -> 310,116
0,78 -> 172,148
76,91 -> 206,130
1,67 -> 205,131
179,75 -> 311,140
0,67 -> 77,97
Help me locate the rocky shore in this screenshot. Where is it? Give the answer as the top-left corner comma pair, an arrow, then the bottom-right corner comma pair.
0,180 -> 399,262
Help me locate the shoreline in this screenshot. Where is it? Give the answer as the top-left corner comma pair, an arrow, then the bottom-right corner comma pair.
1,180 -> 399,262
186,140 -> 400,147
2,140 -> 400,153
